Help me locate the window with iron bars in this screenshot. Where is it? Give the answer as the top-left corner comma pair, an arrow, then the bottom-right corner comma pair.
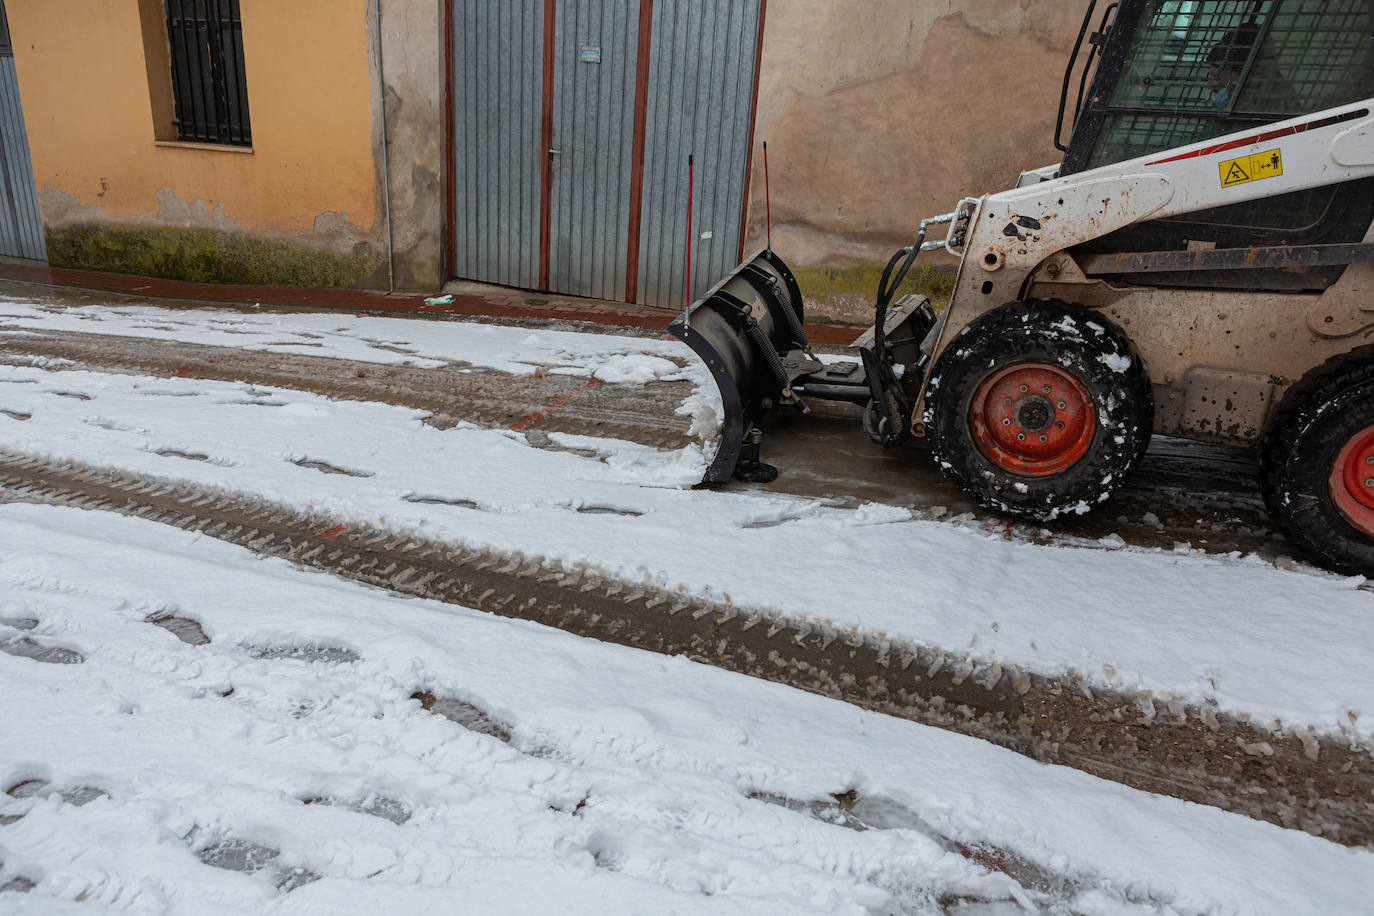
165,0 -> 251,146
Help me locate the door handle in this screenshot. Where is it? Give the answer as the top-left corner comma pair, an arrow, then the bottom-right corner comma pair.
548,148 -> 562,155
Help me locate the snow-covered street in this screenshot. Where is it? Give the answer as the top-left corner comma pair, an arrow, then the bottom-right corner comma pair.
2,293 -> 1373,913
4,503 -> 1373,915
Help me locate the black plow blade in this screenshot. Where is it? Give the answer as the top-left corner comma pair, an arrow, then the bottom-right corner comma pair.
668,249 -> 809,485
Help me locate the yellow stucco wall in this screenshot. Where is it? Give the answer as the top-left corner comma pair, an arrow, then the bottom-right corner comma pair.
7,0 -> 377,238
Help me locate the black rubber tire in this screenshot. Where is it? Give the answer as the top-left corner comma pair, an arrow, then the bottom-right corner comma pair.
923,301 -> 1153,521
1261,359 -> 1374,576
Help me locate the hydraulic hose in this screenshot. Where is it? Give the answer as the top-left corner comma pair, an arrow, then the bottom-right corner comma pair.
872,227 -> 925,360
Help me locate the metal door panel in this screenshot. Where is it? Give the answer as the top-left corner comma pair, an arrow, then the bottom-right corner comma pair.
0,50 -> 46,260
637,0 -> 760,307
451,0 -> 543,289
547,0 -> 639,300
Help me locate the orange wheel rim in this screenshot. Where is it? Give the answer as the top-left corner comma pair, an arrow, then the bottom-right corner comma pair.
969,363 -> 1096,477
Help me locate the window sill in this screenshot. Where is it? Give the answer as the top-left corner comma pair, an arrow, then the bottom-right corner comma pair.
154,140 -> 254,154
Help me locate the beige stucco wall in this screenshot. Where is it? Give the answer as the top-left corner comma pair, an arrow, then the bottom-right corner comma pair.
7,0 -> 383,274
750,0 -> 1085,268
373,0 -> 445,291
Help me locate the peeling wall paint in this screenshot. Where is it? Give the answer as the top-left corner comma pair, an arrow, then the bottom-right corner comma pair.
368,0 -> 444,292
748,1 -> 1084,277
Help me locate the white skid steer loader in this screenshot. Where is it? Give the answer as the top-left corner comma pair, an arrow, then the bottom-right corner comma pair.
672,0 -> 1374,575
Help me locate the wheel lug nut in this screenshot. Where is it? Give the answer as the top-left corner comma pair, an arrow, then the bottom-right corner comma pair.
1366,478 -> 1374,488
1020,385 -> 1028,392
1042,385 -> 1051,393
1056,421 -> 1065,429
1039,435 -> 1048,442
1002,418 -> 1012,426
1057,401 -> 1066,409
1003,398 -> 1012,406
1017,433 -> 1026,441
1366,456 -> 1374,465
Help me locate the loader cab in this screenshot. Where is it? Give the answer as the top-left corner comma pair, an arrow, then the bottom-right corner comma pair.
1061,0 -> 1373,173
1057,0 -> 1374,290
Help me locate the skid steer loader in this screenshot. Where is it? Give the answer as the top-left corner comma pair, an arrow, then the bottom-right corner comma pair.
672,0 -> 1374,575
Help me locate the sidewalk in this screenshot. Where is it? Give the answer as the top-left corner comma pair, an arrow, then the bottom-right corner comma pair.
0,260 -> 862,345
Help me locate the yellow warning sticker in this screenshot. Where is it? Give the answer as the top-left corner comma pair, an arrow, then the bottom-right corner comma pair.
1219,148 -> 1283,188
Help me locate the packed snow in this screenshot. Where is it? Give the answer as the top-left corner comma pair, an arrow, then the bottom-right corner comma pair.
0,300 -> 1371,744
2,296 -> 1373,911
3,503 -> 1372,914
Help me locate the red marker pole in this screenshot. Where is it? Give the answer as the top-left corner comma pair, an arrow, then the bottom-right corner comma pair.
686,154 -> 694,314
763,141 -> 771,253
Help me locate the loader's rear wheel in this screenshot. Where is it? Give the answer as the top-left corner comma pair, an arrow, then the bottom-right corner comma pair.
1263,360 -> 1374,575
924,301 -> 1152,521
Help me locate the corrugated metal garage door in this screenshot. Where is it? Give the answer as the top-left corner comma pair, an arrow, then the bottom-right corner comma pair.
635,0 -> 761,307
450,0 -> 544,290
547,0 -> 641,301
0,2 -> 46,262
449,0 -> 762,307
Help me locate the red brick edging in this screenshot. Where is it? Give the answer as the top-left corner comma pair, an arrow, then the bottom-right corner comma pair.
0,261 -> 860,345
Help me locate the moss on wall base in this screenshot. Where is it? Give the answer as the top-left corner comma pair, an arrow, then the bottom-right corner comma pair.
793,261 -> 956,326
46,223 -> 382,289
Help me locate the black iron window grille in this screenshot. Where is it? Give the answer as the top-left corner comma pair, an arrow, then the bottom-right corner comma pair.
165,0 -> 251,146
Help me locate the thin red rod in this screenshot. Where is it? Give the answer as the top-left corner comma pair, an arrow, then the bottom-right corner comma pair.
686,154 -> 694,311
763,140 -> 771,253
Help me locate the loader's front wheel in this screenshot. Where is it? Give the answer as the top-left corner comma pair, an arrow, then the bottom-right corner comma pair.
924,301 -> 1152,521
1263,359 -> 1374,576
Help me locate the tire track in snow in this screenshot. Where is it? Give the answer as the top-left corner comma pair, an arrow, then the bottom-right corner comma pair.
1,449 -> 1370,847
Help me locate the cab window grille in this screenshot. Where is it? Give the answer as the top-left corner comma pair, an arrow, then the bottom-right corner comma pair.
165,0 -> 250,146
1089,0 -> 1373,168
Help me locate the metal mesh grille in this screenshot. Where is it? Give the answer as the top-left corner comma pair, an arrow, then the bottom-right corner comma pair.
1240,2 -> 1374,114
1108,0 -> 1270,113
1090,0 -> 1373,167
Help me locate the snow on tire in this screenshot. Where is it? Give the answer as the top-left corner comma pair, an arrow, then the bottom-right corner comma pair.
1262,358 -> 1374,576
923,300 -> 1153,521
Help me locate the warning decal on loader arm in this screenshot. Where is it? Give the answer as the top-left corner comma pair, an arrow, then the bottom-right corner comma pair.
1219,148 -> 1283,187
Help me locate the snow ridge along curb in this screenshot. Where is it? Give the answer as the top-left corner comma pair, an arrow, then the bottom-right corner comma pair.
1,449 -> 1370,846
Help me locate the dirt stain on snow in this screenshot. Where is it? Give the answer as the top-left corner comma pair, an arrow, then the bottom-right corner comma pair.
303,794 -> 411,825
196,838 -> 320,892
291,458 -> 375,478
4,779 -> 107,811
575,505 -> 645,517
248,644 -> 361,665
403,494 -> 483,510
411,691 -> 512,743
741,516 -> 802,529
6,779 -> 49,799
148,614 -> 210,646
0,638 -> 83,665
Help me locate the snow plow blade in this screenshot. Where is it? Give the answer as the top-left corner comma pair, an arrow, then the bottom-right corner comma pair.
669,249 -> 811,484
